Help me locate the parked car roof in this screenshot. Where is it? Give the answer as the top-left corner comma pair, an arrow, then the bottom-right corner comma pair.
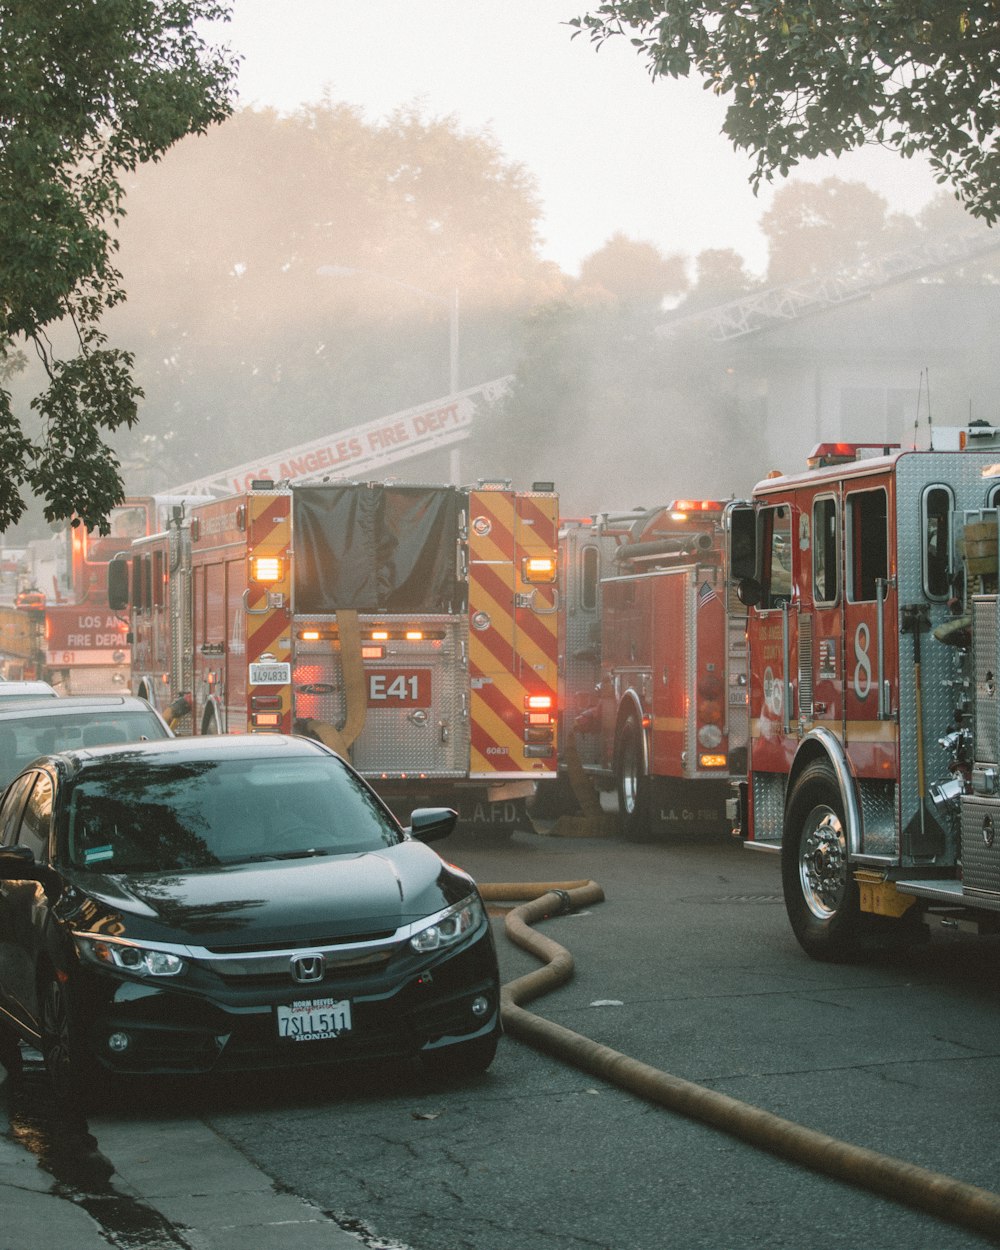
0,695 -> 172,789
0,680 -> 57,700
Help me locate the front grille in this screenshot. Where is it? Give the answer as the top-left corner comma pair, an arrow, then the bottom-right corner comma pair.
204,946 -> 396,985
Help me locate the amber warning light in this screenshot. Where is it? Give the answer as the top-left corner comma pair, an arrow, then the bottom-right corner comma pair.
523,557 -> 556,583
250,556 -> 283,583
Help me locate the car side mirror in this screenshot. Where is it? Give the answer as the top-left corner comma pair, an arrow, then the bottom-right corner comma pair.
407,807 -> 458,843
0,846 -> 61,897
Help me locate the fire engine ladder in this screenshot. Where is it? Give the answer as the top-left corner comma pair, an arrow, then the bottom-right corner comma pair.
657,226 -> 1000,343
166,378 -> 512,498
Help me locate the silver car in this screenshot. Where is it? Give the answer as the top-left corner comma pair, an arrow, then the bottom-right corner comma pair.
0,695 -> 172,789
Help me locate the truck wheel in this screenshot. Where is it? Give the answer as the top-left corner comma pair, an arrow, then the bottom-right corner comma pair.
527,775 -> 579,820
782,761 -> 863,961
616,713 -> 652,842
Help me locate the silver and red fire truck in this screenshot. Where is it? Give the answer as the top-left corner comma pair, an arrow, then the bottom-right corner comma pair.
109,478 -> 559,833
3,496 -> 205,694
728,429 -> 1000,959
548,501 -> 748,839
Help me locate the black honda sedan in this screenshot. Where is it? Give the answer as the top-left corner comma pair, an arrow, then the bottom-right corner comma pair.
0,734 -> 500,1103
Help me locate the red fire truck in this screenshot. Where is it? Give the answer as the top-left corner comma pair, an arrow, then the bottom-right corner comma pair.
546,501 -> 749,839
729,431 -> 1000,959
14,497 -> 204,694
109,478 -> 559,833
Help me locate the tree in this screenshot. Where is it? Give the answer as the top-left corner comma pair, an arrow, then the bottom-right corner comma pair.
0,1 -> 237,533
761,177 -> 897,283
578,233 -> 688,308
570,3 -> 1000,223
103,100 -> 561,493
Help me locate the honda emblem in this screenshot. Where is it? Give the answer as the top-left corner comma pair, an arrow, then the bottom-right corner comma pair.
290,953 -> 326,984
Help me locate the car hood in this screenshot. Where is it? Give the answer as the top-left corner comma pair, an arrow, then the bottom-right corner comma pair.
67,842 -> 475,948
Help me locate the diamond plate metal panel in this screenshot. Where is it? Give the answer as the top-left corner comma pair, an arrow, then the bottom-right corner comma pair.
559,524 -> 608,772
895,453 -> 997,852
292,614 -> 468,777
751,770 -> 785,842
974,595 -> 999,766
858,779 -> 897,856
961,794 -> 1000,896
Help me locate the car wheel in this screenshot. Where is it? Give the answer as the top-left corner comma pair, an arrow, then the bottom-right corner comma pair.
421,1029 -> 499,1079
615,713 -> 651,842
40,976 -> 92,1106
0,1022 -> 22,1078
782,761 -> 863,961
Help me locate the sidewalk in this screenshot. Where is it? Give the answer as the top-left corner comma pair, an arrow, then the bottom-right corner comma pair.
1,1065 -> 371,1250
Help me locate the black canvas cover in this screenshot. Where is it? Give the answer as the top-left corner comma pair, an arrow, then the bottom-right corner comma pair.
293,484 -> 462,613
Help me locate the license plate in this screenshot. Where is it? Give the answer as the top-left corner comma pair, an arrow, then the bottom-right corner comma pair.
250,661 -> 291,686
276,998 -> 351,1041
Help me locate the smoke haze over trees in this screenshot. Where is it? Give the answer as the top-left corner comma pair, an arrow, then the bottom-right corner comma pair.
102,99 -> 564,493
6,91 -> 998,539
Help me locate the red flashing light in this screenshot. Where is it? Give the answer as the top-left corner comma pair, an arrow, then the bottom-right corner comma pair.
806,442 -> 900,469
667,499 -> 726,513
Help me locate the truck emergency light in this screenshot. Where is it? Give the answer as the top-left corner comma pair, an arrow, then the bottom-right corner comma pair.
525,695 -> 553,710
522,556 -> 556,583
806,442 -> 900,469
250,556 -> 283,582
667,499 -> 726,514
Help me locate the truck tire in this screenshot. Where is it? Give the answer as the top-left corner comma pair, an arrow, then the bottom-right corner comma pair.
782,760 -> 863,961
616,712 -> 652,842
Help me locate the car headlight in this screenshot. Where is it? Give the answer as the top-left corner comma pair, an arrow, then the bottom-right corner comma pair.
410,895 -> 484,953
74,935 -> 187,978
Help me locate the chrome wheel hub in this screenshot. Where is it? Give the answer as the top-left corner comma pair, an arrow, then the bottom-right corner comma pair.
799,810 -> 847,920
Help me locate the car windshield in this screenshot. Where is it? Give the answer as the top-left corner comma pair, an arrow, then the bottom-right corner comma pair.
0,711 -> 168,788
63,754 -> 402,873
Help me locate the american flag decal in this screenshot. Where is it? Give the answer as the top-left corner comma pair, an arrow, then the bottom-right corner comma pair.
698,580 -> 718,607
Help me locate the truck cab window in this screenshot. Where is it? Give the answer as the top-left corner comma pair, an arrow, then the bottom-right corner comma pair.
581,545 -> 599,611
761,505 -> 793,609
846,488 -> 887,602
812,496 -> 839,605
922,485 -> 953,600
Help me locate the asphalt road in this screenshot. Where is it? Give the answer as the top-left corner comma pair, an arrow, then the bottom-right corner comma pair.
10,820 -> 1000,1249
171,824 -> 1000,1248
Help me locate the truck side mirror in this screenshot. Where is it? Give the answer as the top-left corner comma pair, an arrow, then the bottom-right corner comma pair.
736,577 -> 763,608
108,556 -> 130,612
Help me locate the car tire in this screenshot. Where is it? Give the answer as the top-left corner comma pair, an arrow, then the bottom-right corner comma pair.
40,975 -> 96,1107
0,1022 -> 22,1078
615,712 -> 652,842
782,760 -> 864,962
421,1028 -> 499,1079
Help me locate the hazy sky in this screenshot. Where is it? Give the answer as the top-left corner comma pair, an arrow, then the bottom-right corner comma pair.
210,0 -> 944,278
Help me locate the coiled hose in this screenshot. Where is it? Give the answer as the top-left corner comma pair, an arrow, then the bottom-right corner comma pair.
482,880 -> 1000,1243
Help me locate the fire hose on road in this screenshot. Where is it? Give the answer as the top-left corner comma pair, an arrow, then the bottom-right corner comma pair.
480,879 -> 1000,1243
